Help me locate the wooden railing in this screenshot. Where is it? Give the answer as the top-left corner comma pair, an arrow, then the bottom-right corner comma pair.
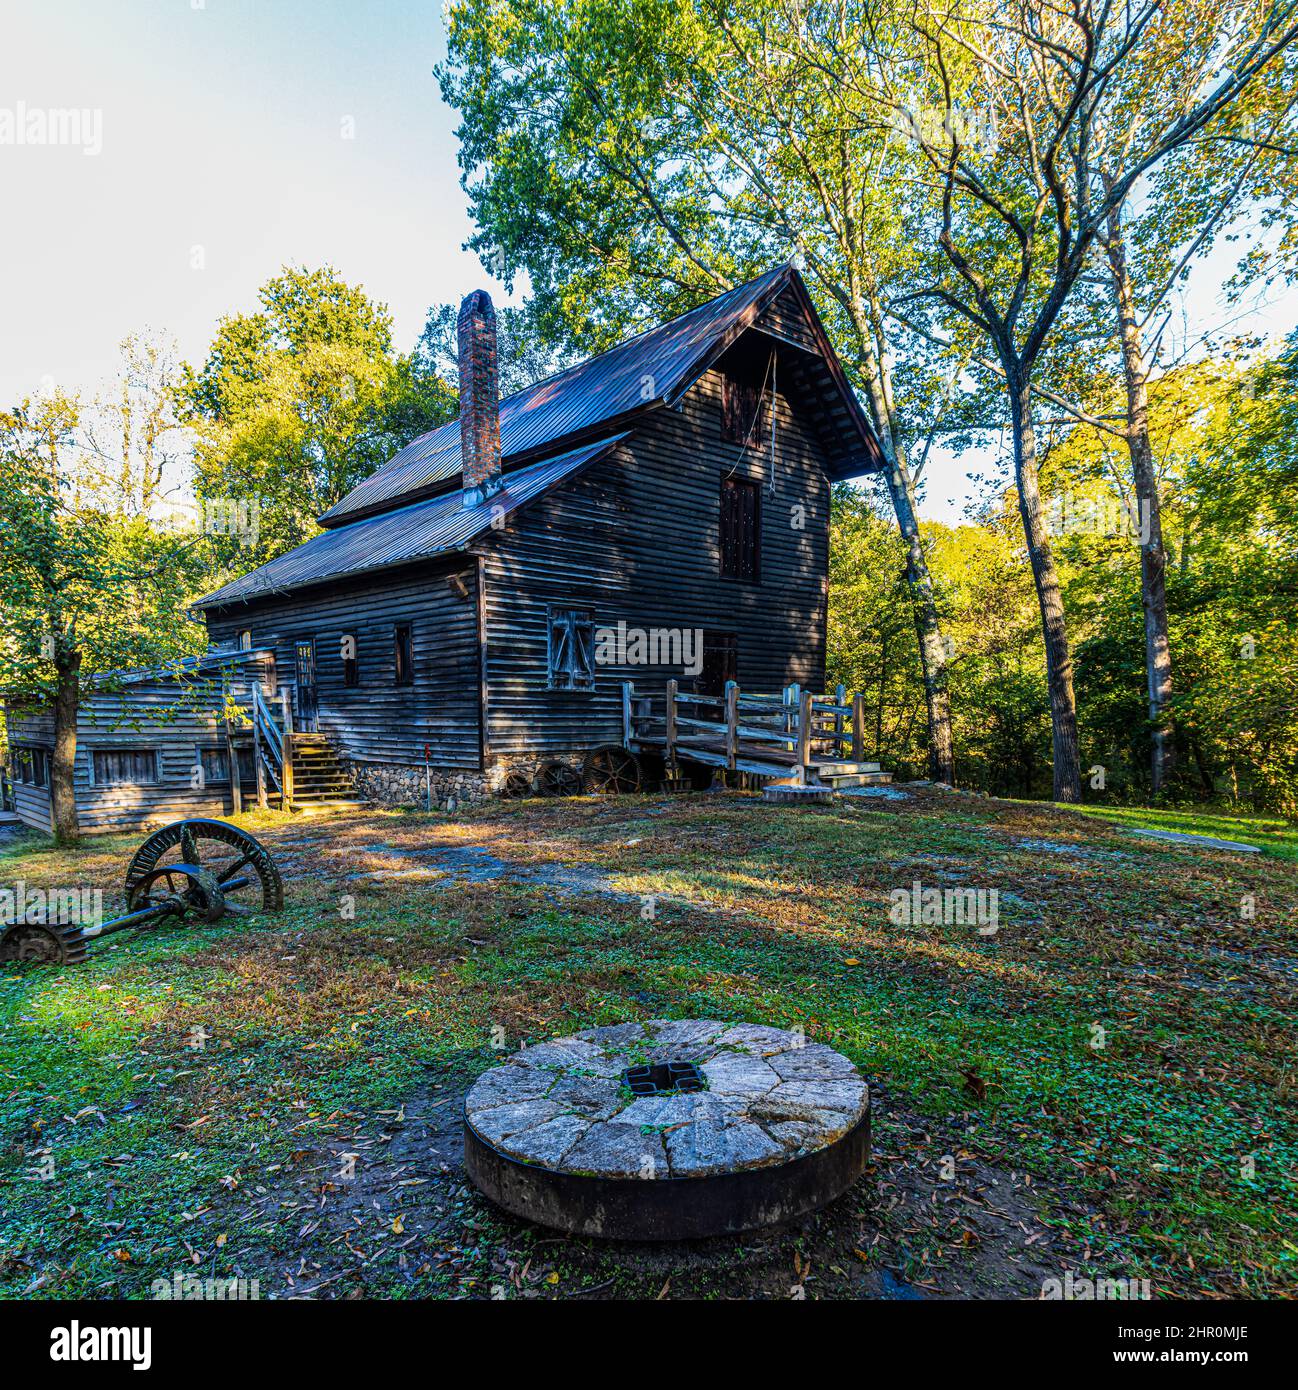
221,682 -> 295,812
624,679 -> 868,785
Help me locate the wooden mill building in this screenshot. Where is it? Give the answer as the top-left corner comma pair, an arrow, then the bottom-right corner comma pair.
4,265 -> 887,833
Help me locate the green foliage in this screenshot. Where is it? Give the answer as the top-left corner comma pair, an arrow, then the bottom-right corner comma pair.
0,395 -> 206,707
179,266 -> 456,564
416,298 -> 571,398
829,486 -> 1051,794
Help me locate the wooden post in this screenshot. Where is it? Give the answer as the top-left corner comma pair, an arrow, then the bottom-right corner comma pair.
622,681 -> 634,749
784,682 -> 799,751
665,678 -> 678,774
222,715 -> 242,816
724,680 -> 738,770
834,683 -> 846,756
252,683 -> 268,810
852,692 -> 866,762
796,689 -> 813,786
279,689 -> 294,810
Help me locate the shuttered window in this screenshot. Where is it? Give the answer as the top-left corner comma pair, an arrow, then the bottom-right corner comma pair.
93,749 -> 159,785
719,477 -> 761,582
547,608 -> 596,691
342,632 -> 359,687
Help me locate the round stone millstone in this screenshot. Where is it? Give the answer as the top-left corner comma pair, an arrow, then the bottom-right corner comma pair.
463,1019 -> 870,1240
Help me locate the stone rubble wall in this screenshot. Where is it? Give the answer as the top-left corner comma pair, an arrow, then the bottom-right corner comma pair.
347,761 -> 497,811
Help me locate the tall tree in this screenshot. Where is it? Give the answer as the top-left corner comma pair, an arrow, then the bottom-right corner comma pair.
439,0 -> 960,783
1091,54 -> 1298,792
882,0 -> 1298,799
0,393 -> 205,842
179,266 -> 456,563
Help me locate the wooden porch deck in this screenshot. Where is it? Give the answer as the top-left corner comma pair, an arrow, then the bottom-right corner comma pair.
622,680 -> 891,788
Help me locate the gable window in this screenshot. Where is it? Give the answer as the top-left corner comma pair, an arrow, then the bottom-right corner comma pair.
547,608 -> 595,691
238,629 -> 253,651
342,632 -> 359,687
721,363 -> 770,446
393,623 -> 414,686
12,745 -> 50,788
92,748 -> 159,786
719,477 -> 761,582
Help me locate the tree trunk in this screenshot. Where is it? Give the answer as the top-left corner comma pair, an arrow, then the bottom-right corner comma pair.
1105,220 -> 1176,794
882,465 -> 956,784
50,648 -> 82,844
850,305 -> 956,786
1007,371 -> 1083,802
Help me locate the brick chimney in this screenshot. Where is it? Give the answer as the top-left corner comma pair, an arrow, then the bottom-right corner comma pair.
457,289 -> 503,507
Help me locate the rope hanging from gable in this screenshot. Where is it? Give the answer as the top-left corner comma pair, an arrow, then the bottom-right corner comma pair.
724,346 -> 778,490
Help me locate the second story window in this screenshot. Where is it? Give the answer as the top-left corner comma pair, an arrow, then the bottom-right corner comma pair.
720,476 -> 761,582
721,361 -> 770,446
394,623 -> 413,686
238,629 -> 253,651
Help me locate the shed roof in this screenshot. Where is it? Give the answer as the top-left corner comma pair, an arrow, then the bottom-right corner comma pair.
194,434 -> 626,610
318,264 -> 882,528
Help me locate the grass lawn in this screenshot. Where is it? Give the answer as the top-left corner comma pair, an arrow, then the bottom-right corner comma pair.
1071,804 -> 1298,863
1,787 -> 1294,1301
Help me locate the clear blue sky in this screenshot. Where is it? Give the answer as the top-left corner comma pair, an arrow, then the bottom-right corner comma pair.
2,0 -> 1293,523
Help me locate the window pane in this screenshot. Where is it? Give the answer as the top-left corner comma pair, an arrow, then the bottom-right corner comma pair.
394,624 -> 413,685
93,749 -> 158,785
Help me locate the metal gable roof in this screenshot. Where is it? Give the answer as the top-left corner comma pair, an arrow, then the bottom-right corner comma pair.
318,264 -> 882,528
194,434 -> 627,610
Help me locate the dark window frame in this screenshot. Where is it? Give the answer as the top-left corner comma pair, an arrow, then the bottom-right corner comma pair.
194,745 -> 254,787
719,475 -> 762,583
11,744 -> 50,788
237,629 -> 253,651
695,631 -> 739,697
91,747 -> 161,787
720,366 -> 769,446
342,631 -> 359,687
393,623 -> 414,686
547,607 -> 596,692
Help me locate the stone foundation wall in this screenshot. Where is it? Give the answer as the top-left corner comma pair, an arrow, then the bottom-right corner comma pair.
348,761 -> 495,811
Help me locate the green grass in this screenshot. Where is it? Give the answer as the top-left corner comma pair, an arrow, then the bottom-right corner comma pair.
1071,803 -> 1298,861
1,792 -> 1295,1300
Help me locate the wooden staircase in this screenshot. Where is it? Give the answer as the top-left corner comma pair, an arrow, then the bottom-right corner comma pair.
287,734 -> 369,812
226,683 -> 368,815
807,760 -> 893,789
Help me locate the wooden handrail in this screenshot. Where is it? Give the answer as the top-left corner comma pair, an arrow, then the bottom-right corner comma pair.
626,679 -> 867,776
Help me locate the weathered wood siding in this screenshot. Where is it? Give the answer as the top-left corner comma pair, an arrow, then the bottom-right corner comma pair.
2,654 -> 274,835
474,348 -> 832,765
5,705 -> 54,832
204,559 -> 481,769
758,282 -> 824,355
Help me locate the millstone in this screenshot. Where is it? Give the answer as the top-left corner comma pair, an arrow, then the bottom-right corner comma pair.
463,1019 -> 870,1240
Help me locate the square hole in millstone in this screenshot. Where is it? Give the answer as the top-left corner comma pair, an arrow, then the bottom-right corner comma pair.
622,1060 -> 705,1097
